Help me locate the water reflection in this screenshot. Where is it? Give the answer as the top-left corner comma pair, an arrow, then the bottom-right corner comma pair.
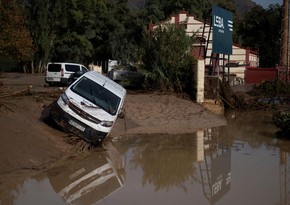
124,129 -> 232,204
5,111 -> 290,205
128,134 -> 198,192
110,111 -> 290,205
47,142 -> 125,204
223,110 -> 290,205
197,129 -> 231,204
279,152 -> 290,205
0,142 -> 125,205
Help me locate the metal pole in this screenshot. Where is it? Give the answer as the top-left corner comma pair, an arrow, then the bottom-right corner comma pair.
287,25 -> 289,83
228,54 -> 230,85
223,54 -> 225,82
287,0 -> 290,83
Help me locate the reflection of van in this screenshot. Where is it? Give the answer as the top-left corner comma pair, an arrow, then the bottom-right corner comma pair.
45,62 -> 89,86
50,71 -> 126,145
48,142 -> 125,204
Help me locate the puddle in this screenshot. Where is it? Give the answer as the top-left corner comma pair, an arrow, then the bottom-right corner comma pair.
3,110 -> 290,205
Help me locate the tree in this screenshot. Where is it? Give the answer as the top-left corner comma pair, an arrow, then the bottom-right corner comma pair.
18,0 -> 142,70
141,23 -> 196,93
51,0 -> 96,63
0,0 -> 34,70
141,0 -> 236,25
142,0 -> 165,24
237,4 -> 282,67
107,0 -> 141,63
20,0 -> 62,73
90,0 -> 142,65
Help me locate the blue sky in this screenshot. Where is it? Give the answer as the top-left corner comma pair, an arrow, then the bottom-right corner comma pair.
252,0 -> 282,8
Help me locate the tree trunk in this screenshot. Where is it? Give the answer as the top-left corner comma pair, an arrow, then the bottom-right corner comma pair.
31,61 -> 34,74
23,64 -> 27,74
38,59 -> 42,73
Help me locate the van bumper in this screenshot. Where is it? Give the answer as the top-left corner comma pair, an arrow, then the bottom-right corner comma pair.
45,77 -> 61,84
44,77 -> 69,85
50,102 -> 108,146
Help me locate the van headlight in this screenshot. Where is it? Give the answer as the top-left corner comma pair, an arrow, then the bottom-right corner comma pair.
60,93 -> 70,105
100,120 -> 113,127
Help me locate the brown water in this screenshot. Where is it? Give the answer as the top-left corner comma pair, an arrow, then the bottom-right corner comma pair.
4,110 -> 290,205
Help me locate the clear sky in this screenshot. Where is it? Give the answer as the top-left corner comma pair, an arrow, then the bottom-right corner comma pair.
252,0 -> 282,8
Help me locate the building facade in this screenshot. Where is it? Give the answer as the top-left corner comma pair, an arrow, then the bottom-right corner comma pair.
149,10 -> 259,81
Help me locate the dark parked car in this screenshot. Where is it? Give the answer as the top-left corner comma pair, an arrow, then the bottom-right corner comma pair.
107,67 -> 143,89
67,69 -> 88,85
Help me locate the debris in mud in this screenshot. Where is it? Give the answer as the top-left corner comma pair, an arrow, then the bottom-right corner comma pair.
0,101 -> 16,112
234,80 -> 290,110
65,134 -> 99,152
249,80 -> 290,97
232,80 -> 290,136
205,77 -> 236,109
234,91 -> 256,109
42,104 -> 94,152
0,85 -> 32,98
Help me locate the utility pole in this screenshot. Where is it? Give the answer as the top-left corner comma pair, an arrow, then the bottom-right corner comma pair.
280,0 -> 289,82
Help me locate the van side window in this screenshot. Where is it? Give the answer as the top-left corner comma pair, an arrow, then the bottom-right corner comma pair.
65,65 -> 80,72
48,64 -> 61,72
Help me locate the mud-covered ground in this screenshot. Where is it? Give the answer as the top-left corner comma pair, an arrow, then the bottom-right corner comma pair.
0,72 -> 226,189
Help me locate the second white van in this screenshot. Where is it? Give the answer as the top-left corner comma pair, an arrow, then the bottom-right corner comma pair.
45,62 -> 88,86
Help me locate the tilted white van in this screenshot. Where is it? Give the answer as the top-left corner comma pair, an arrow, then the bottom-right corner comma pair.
50,71 -> 126,145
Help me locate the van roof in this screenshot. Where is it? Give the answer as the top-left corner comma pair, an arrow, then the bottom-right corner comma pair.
47,62 -> 84,66
83,71 -> 126,98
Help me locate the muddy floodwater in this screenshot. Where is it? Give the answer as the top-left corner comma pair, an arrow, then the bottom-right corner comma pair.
4,110 -> 290,205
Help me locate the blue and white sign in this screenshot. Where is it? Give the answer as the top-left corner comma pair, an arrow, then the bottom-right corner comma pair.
212,6 -> 233,55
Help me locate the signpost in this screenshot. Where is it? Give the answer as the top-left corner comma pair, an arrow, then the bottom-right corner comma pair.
212,5 -> 233,55
212,5 -> 233,83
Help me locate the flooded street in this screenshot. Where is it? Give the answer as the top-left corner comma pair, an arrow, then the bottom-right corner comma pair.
4,110 -> 290,205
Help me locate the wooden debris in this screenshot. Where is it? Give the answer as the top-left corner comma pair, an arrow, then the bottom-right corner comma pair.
0,86 -> 32,98
0,102 -> 15,112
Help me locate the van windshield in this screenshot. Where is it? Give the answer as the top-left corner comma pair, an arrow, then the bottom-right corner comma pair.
71,77 -> 121,115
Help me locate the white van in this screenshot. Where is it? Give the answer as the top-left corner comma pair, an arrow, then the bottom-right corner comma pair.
45,62 -> 89,86
50,71 -> 126,145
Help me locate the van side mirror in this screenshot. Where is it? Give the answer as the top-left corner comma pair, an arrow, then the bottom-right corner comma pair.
118,110 -> 125,119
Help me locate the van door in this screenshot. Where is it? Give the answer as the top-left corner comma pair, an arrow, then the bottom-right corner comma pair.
46,63 -> 62,84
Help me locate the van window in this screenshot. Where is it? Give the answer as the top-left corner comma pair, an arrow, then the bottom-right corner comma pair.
71,76 -> 121,115
65,64 -> 80,72
48,64 -> 61,72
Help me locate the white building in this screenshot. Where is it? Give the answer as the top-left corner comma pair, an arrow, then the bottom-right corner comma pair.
149,10 -> 259,81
